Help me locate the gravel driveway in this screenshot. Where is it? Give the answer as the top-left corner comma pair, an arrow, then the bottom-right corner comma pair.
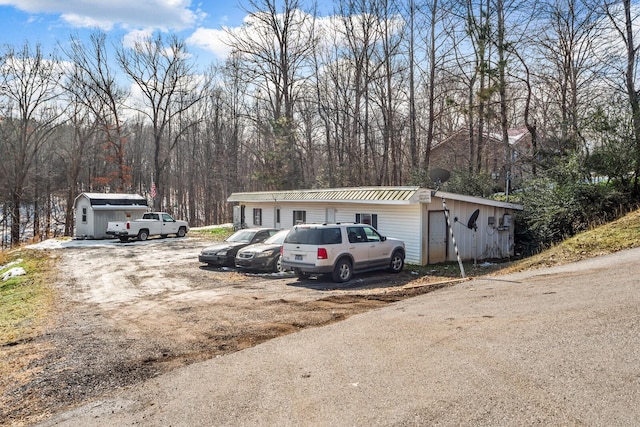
37,246 -> 640,426
2,235 -> 442,426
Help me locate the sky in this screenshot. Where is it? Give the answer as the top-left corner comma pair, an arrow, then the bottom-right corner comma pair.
0,0 -> 252,64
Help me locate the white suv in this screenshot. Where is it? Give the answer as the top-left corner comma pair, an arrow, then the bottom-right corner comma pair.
281,223 -> 405,283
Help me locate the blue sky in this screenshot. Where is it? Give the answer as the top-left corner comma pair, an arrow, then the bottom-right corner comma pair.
0,0 -> 251,63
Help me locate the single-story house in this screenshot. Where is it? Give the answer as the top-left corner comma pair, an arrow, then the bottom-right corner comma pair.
74,193 -> 149,239
227,186 -> 523,266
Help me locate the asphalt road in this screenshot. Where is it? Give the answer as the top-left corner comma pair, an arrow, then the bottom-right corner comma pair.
39,248 -> 640,426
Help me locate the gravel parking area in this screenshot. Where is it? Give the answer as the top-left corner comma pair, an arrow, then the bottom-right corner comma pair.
37,247 -> 640,426
1,235 -> 451,426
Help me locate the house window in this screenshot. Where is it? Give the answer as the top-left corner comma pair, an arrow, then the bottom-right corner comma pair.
293,210 -> 306,224
82,207 -> 87,223
355,213 -> 378,229
253,208 -> 262,226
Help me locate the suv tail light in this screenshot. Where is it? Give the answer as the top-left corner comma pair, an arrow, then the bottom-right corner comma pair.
280,246 -> 283,255
317,248 -> 328,259
126,222 -> 130,230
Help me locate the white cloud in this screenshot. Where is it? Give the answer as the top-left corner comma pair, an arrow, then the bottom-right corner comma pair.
61,13 -> 115,31
186,27 -> 232,59
122,29 -> 155,48
0,0 -> 204,31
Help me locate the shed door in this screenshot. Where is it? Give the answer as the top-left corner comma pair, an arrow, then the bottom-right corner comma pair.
428,211 -> 448,264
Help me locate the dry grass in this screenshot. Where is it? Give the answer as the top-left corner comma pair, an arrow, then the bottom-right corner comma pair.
0,249 -> 57,346
501,209 -> 640,273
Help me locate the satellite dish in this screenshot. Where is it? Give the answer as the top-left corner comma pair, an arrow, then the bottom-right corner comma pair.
467,209 -> 480,230
429,168 -> 450,184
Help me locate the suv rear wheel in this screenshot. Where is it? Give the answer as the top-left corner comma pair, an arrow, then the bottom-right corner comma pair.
332,258 -> 353,283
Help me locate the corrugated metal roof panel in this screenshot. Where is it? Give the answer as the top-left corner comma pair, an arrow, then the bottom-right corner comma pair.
227,187 -> 422,204
227,186 -> 523,210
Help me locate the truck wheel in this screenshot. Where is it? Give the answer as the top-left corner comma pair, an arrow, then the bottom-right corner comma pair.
177,227 -> 186,238
332,258 -> 352,283
138,230 -> 149,241
388,250 -> 404,273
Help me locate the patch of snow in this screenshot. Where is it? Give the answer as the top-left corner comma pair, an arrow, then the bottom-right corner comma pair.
26,238 -> 122,250
24,223 -> 233,251
0,258 -> 23,271
190,223 -> 233,231
2,266 -> 26,281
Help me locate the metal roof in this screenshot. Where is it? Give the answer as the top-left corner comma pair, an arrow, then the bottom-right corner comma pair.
227,186 -> 523,210
75,192 -> 148,207
227,187 -> 429,204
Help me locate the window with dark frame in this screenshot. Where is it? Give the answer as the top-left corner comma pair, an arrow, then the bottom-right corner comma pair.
293,210 -> 306,224
253,208 -> 262,226
355,213 -> 378,229
82,207 -> 87,223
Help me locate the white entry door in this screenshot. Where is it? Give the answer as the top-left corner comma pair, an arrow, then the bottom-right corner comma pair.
428,211 -> 448,264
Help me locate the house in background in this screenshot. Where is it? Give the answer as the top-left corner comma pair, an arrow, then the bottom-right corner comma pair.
73,193 -> 149,239
430,127 -> 532,189
227,186 -> 523,266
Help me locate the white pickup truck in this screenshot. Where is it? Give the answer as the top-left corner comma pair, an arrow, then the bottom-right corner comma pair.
106,212 -> 189,242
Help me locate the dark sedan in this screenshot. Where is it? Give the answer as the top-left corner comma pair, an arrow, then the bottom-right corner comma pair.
235,229 -> 290,273
199,228 -> 278,267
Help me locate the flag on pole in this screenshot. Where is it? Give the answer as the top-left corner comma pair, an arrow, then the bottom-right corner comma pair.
150,181 -> 156,199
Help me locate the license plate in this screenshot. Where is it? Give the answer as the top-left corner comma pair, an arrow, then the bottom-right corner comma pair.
295,255 -> 303,261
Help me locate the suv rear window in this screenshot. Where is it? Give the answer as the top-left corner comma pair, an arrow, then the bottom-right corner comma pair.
284,227 -> 342,245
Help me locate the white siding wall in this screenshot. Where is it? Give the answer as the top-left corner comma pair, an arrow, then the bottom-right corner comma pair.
74,197 -> 93,237
237,202 -> 422,264
431,198 -> 515,262
333,203 -> 422,264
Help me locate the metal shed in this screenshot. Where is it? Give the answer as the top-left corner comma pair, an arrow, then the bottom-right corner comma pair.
227,186 -> 523,266
73,193 -> 149,239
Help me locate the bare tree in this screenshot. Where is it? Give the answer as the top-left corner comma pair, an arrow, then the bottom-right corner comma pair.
603,0 -> 640,194
372,0 -> 406,185
226,0 -> 317,189
422,0 -> 442,177
59,93 -> 99,236
490,0 -> 537,186
117,33 -> 205,210
62,32 -> 131,193
409,0 -> 449,181
335,0 -> 384,185
0,43 -> 62,245
536,0 -> 602,156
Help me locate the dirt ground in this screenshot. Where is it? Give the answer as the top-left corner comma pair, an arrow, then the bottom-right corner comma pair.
1,235 -> 460,426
